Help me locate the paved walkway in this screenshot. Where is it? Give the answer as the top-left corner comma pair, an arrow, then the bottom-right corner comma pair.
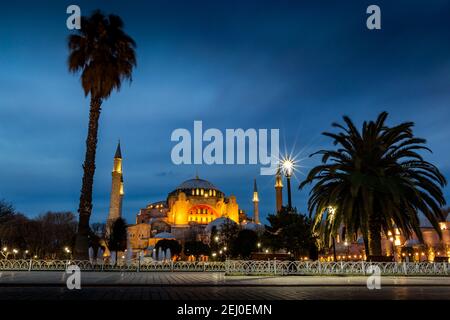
1,272 -> 449,300
2,286 -> 450,300
1,271 -> 449,286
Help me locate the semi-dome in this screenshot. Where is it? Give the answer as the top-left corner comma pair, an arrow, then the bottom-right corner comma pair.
176,178 -> 219,191
404,239 -> 421,247
154,232 -> 175,239
243,222 -> 265,233
205,217 -> 237,233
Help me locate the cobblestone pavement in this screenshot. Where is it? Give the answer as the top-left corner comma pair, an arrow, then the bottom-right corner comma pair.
1,286 -> 449,300
0,272 -> 449,300
1,271 -> 450,286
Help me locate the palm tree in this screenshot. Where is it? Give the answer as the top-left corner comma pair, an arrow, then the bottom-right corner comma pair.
68,11 -> 136,259
300,112 -> 446,259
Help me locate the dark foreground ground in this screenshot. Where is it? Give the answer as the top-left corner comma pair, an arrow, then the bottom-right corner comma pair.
2,285 -> 450,300
0,271 -> 449,300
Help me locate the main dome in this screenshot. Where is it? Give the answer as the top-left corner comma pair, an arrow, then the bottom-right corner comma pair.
176,178 -> 219,191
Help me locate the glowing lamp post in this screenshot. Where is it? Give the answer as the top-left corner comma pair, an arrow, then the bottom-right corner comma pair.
281,158 -> 294,210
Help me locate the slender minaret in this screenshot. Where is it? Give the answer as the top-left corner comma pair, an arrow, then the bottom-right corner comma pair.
119,175 -> 124,215
107,141 -> 123,230
253,179 -> 260,224
275,168 -> 283,213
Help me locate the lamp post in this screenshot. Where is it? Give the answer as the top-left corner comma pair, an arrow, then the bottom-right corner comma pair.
344,241 -> 349,259
281,158 -> 294,210
64,247 -> 72,260
1,247 -> 8,259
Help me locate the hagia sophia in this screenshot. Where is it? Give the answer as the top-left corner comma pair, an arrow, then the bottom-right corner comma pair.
105,143 -> 270,255
104,142 -> 450,262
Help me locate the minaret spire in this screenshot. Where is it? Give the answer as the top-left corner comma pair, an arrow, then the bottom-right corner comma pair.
253,178 -> 260,224
275,167 -> 283,213
114,140 -> 122,159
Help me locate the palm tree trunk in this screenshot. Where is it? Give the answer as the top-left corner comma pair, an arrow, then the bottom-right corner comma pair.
363,235 -> 369,258
368,213 -> 382,259
74,97 -> 102,260
332,236 -> 337,261
362,228 -> 369,257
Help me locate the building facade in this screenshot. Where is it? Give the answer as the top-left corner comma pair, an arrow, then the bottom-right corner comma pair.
128,176 -> 242,251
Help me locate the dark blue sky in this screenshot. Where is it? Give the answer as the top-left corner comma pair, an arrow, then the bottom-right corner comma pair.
1,0 -> 450,225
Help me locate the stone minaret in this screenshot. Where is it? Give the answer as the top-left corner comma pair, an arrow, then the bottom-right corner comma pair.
275,168 -> 283,213
107,142 -> 123,230
253,179 -> 260,224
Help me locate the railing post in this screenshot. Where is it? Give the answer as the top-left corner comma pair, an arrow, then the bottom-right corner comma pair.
274,259 -> 277,275
403,262 -> 407,275
171,260 -> 174,272
318,260 -> 321,274
28,258 -> 33,272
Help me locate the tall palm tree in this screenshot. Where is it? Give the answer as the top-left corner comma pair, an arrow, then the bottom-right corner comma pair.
68,11 -> 136,259
300,112 -> 446,259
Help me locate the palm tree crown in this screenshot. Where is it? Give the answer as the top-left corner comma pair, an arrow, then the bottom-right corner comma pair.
68,11 -> 136,99
300,112 -> 446,257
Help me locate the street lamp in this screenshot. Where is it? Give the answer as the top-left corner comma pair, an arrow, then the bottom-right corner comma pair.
1,247 -> 8,259
64,247 -> 71,259
281,157 -> 295,210
344,241 -> 350,258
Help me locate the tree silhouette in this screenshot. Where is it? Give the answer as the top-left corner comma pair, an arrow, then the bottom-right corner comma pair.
67,10 -> 136,259
300,112 -> 446,259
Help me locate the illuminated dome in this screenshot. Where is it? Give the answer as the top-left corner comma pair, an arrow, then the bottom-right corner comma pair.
169,176 -> 224,198
176,178 -> 219,191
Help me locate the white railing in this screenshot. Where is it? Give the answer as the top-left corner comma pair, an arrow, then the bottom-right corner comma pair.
0,259 -> 448,276
0,259 -> 225,272
224,260 -> 449,276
